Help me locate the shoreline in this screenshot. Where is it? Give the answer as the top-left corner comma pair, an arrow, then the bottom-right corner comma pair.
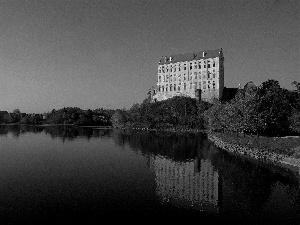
208,132 -> 300,174
0,123 -> 113,128
126,127 -> 300,174
1,124 -> 299,175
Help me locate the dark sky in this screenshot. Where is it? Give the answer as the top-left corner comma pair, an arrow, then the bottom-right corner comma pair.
0,0 -> 299,113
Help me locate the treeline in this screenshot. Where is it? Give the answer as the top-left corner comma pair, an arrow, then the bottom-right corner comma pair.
0,107 -> 114,126
111,79 -> 300,137
204,80 -> 300,137
111,96 -> 212,130
44,107 -> 114,126
1,79 -> 299,136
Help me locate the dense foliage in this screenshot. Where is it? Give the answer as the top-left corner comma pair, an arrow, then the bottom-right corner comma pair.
204,80 -> 300,137
1,79 -> 299,137
111,96 -> 212,130
112,79 -> 300,137
0,107 -> 114,126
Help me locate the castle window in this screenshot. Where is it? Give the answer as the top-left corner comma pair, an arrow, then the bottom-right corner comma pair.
194,64 -> 197,69
190,65 -> 192,70
174,84 -> 176,91
178,86 -> 180,91
162,86 -> 164,92
184,66 -> 186,70
213,81 -> 216,90
184,83 -> 186,91
158,86 -> 161,92
213,61 -> 215,67
170,84 -> 172,91
208,63 -> 210,68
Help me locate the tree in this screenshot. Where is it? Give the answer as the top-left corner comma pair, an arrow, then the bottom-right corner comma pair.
289,81 -> 300,133
289,110 -> 300,134
257,79 -> 292,136
203,100 -> 225,132
20,116 -> 30,124
3,114 -> 13,123
292,81 -> 300,94
13,109 -> 20,114
11,109 -> 21,123
111,110 -> 127,128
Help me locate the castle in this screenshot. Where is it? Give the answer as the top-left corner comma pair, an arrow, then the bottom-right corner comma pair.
151,48 -> 224,102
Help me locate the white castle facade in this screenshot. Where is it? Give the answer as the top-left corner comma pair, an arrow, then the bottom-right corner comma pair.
152,49 -> 224,102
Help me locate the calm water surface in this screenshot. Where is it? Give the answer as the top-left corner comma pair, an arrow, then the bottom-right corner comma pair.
0,125 -> 299,224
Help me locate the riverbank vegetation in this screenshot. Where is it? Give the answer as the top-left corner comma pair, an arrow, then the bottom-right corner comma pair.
1,79 -> 299,139
204,80 -> 300,137
111,96 -> 211,130
0,107 -> 114,127
211,132 -> 300,158
111,79 -> 300,137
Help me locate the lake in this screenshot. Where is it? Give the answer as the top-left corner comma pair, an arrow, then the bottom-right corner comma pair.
0,125 -> 299,224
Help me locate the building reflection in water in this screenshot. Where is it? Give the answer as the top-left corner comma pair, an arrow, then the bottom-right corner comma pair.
149,155 -> 219,213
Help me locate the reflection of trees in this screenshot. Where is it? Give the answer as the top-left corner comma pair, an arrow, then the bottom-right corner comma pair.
0,125 -> 9,136
112,129 -> 207,161
261,181 -> 300,224
0,125 -> 45,137
112,129 -> 300,222
42,126 -> 112,141
212,149 -> 300,223
0,125 -> 112,142
112,129 -> 221,213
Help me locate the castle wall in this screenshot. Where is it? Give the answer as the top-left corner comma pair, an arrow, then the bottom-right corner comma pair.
152,49 -> 224,103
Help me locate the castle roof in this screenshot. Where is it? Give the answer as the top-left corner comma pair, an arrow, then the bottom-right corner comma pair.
158,49 -> 223,65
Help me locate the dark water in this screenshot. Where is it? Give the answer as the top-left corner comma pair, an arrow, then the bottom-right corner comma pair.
0,125 -> 299,224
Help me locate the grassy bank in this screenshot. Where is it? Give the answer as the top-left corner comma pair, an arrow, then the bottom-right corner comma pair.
208,132 -> 300,173
213,132 -> 300,157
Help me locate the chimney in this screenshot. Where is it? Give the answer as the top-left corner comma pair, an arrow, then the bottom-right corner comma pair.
195,89 -> 202,103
